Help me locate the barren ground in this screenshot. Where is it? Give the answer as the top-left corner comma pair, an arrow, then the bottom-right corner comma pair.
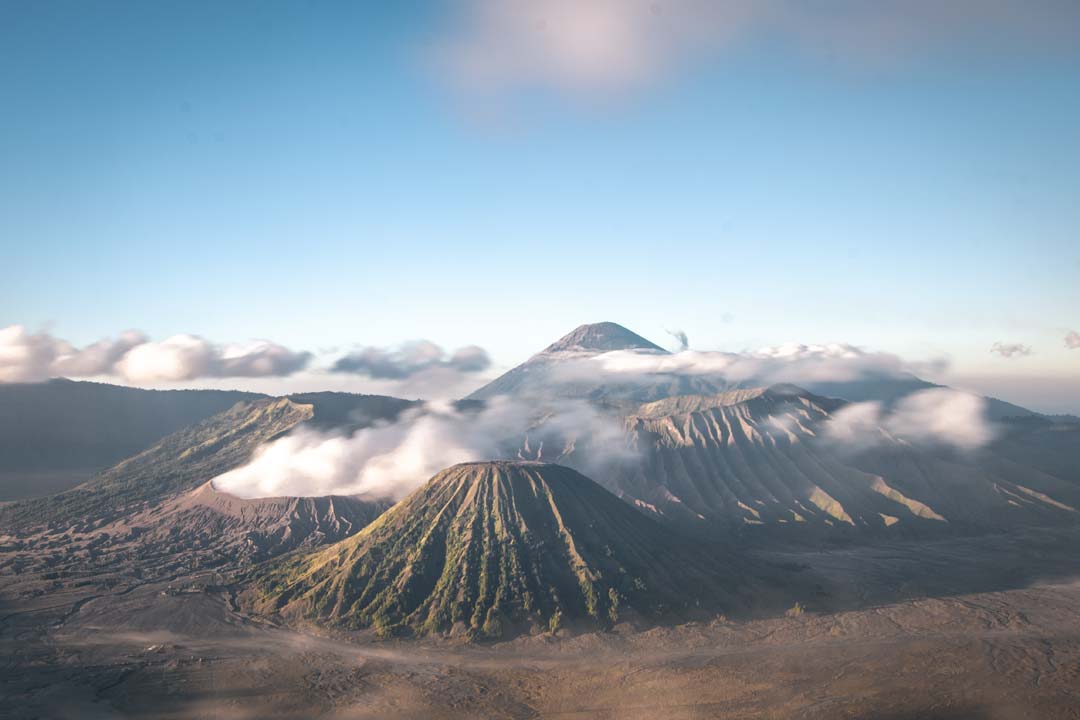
3,529 -> 1080,719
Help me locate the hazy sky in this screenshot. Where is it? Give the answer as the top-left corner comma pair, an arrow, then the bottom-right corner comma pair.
2,1 -> 1078,410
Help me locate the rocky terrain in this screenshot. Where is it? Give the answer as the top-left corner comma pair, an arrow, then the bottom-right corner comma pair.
597,385 -> 1080,538
4,527 -> 1080,719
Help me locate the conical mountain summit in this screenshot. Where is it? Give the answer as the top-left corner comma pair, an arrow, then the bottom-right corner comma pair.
250,461 -> 755,638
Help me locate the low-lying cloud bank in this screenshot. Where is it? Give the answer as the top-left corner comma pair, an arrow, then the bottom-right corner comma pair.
0,325 -> 493,388
550,343 -> 943,387
0,325 -> 311,384
212,396 -> 632,500
215,385 -> 998,501
551,347 -> 995,451
825,388 -> 995,452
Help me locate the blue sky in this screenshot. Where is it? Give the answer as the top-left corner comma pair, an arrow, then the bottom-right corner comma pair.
2,1 -> 1079,410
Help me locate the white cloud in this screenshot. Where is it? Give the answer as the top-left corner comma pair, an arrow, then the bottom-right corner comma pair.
218,340 -> 312,378
550,342 -> 931,386
890,388 -> 996,450
824,400 -> 887,447
826,388 -> 995,452
0,325 -> 62,383
0,324 -> 498,395
116,335 -> 218,383
0,325 -> 149,382
114,335 -> 312,383
50,330 -> 148,376
213,407 -> 478,500
0,324 -> 311,384
212,395 -> 632,500
1066,331 -> 1080,350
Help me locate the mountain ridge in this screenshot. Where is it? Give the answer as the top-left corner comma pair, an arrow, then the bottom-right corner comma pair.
595,387 -> 1080,537
0,392 -> 415,532
0,379 -> 266,500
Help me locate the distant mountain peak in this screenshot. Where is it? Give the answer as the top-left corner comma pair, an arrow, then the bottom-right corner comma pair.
542,322 -> 666,354
466,322 -> 698,402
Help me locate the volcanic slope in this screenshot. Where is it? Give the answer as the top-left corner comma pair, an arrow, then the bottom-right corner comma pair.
132,481 -> 391,564
0,379 -> 264,500
0,394 -> 414,589
251,461 -> 772,639
468,322 -> 725,407
1,393 -> 414,531
602,386 -> 1080,537
0,397 -> 313,531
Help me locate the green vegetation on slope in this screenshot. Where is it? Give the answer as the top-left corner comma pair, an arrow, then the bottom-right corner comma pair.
252,461 -> 750,639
